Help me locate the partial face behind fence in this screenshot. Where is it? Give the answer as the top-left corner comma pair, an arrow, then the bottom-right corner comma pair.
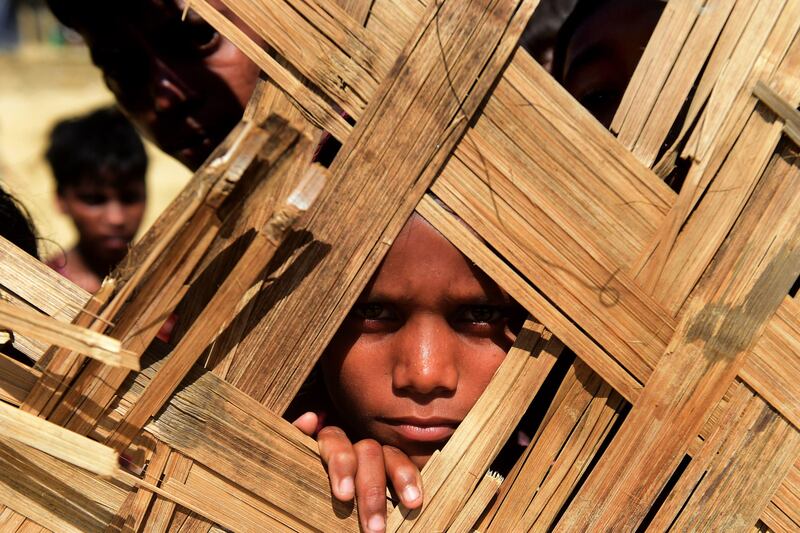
321,214 -> 523,468
48,0 -> 260,170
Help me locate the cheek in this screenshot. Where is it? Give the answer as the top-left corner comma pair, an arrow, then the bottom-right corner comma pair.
206,46 -> 259,107
68,205 -> 103,229
126,204 -> 146,226
321,331 -> 392,415
456,341 -> 507,405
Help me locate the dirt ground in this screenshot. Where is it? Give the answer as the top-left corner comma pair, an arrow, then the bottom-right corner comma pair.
0,44 -> 191,258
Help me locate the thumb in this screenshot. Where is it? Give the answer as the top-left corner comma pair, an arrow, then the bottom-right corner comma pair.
292,411 -> 320,436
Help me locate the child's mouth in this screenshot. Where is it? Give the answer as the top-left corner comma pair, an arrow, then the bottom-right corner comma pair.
379,417 -> 460,443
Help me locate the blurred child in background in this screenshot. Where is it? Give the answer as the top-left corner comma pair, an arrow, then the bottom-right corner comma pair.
45,106 -> 147,293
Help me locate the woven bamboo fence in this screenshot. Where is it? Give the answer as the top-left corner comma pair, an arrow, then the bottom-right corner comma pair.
1,0 -> 799,530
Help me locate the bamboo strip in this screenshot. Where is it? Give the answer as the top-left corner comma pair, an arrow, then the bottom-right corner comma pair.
762,502 -> 799,533
0,301 -> 137,370
0,291 -> 50,362
145,452 -> 194,533
416,193 -> 642,402
216,0 -> 391,119
632,1 -> 800,308
222,0 -> 540,411
171,513 -> 214,533
0,401 -> 118,477
23,280 -> 115,417
611,0 -> 703,151
0,437 -> 129,533
754,80 -> 800,145
106,160 -> 323,452
634,108 -> 789,312
741,296 -> 800,430
165,509 -> 190,533
112,471 -> 214,533
189,0 -> 352,143
0,238 -> 89,323
447,470 -> 502,533
645,379 -> 754,529
0,351 -> 40,406
124,440 -> 172,532
431,151 -> 673,388
159,464 -> 300,532
481,360 -> 625,531
15,521 -> 47,533
669,394 -> 800,530
0,507 -> 26,530
145,368 -> 359,531
652,0 -> 759,171
555,114 -> 800,531
628,0 -> 738,167
386,320 -> 562,532
762,460 -> 800,532
49,212 -> 219,433
682,0 -> 794,163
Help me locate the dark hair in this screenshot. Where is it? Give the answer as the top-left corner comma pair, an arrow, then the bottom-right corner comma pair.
0,185 -> 39,259
46,106 -> 147,194
46,0 -> 120,35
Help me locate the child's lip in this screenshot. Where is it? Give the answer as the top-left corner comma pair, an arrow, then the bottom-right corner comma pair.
379,417 -> 460,443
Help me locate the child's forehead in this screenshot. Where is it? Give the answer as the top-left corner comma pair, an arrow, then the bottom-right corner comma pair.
66,175 -> 145,192
366,214 -> 505,300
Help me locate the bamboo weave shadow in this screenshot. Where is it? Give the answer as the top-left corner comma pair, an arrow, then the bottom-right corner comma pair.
1,0 -> 799,531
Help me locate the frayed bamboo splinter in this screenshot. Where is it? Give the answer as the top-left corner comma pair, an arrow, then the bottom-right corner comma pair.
0,300 -> 138,370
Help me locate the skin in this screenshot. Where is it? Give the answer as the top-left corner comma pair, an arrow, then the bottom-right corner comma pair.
295,214 -> 521,532
55,0 -> 260,170
558,0 -> 663,127
54,179 -> 146,293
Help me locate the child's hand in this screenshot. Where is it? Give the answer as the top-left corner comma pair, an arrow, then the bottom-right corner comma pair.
292,413 -> 423,533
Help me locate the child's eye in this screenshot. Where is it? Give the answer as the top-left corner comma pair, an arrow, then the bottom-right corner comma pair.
458,305 -> 503,324
351,303 -> 394,321
120,190 -> 145,205
77,194 -> 108,206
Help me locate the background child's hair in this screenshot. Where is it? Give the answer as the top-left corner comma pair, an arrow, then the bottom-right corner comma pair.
0,184 -> 39,259
45,106 -> 148,193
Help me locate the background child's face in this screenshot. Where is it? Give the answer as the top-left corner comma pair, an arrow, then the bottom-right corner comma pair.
558,0 -> 663,127
59,0 -> 259,170
321,214 -> 521,468
57,179 -> 146,262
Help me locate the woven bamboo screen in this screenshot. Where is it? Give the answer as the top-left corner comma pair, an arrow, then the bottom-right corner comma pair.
1,0 -> 799,531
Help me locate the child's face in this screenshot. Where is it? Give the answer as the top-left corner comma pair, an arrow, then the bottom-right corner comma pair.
59,0 -> 259,170
558,0 -> 663,127
321,214 -> 521,468
57,179 -> 146,262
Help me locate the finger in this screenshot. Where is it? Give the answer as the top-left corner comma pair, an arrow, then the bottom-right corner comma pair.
382,445 -> 423,509
318,426 -> 356,501
291,412 -> 318,436
354,439 -> 388,533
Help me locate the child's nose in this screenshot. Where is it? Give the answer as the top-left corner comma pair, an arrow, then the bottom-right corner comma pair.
392,316 -> 458,397
104,201 -> 126,226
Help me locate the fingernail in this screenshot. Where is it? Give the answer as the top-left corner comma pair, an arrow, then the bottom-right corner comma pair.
403,484 -> 420,502
368,514 -> 385,532
338,476 -> 354,498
